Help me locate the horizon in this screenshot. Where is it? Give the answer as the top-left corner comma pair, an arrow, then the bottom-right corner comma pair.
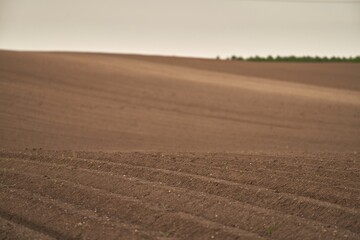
1,49 -> 359,61
1,0 -> 359,58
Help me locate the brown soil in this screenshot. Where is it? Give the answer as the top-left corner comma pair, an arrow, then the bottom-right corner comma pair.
0,51 -> 359,239
0,150 -> 359,239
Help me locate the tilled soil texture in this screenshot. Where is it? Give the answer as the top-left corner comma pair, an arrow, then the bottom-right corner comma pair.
0,150 -> 359,239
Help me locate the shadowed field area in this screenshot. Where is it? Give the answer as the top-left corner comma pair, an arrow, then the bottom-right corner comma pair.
0,51 -> 359,239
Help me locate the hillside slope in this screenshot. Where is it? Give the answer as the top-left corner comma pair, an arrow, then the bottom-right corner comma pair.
0,51 -> 359,152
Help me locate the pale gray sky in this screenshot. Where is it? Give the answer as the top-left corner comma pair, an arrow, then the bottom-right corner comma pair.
0,0 -> 359,58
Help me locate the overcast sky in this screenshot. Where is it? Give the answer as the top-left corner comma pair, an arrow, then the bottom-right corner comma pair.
0,0 -> 359,58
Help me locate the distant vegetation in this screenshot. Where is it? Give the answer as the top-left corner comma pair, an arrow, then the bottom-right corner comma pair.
222,55 -> 360,62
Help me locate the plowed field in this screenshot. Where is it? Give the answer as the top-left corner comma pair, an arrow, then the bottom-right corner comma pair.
0,151 -> 359,239
0,51 -> 359,239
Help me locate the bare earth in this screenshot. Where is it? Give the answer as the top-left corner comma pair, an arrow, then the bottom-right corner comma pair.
0,51 -> 359,239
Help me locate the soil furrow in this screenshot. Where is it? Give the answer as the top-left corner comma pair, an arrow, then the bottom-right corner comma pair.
3,151 -> 360,173
1,156 -> 359,230
77,153 -> 360,191
2,151 -> 359,190
74,156 -> 360,209
0,208 -> 75,240
81,152 -> 360,175
0,187 -> 155,240
0,215 -> 56,240
2,155 -> 358,214
0,169 -> 261,240
0,159 -> 358,239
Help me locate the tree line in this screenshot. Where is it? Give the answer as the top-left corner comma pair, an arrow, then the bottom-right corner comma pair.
220,55 -> 360,62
